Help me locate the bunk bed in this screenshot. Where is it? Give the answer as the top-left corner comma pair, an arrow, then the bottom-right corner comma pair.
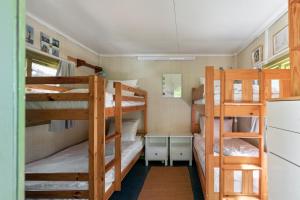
192,66 -> 291,200
25,76 -> 148,200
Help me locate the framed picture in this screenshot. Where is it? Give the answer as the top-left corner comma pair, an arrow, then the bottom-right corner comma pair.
26,25 -> 34,45
52,38 -> 60,48
40,32 -> 51,53
51,38 -> 60,57
52,47 -> 60,57
273,26 -> 288,55
251,46 -> 263,65
40,33 -> 60,57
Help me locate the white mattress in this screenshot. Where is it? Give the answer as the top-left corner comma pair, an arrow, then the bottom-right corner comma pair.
193,134 -> 259,193
26,91 -> 145,109
25,136 -> 144,193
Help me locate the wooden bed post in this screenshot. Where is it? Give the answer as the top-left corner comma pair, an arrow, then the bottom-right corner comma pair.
143,93 -> 148,134
289,0 -> 300,96
205,66 -> 215,199
88,76 -> 105,200
114,82 -> 122,191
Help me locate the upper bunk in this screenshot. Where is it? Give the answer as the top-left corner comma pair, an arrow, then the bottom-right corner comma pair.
192,66 -> 291,117
26,76 -> 148,123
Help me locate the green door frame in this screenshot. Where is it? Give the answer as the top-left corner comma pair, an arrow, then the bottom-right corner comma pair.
0,0 -> 25,199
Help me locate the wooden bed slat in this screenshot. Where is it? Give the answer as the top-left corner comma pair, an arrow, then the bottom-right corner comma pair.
25,173 -> 88,181
120,84 -> 147,96
26,93 -> 89,101
113,95 -> 145,102
26,76 -> 90,84
26,190 -> 89,199
26,109 -> 89,120
26,84 -> 70,92
225,69 -> 259,80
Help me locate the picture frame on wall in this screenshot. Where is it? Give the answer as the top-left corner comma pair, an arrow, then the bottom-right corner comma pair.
40,32 -> 60,57
26,25 -> 34,45
273,25 -> 288,55
51,38 -> 60,57
40,32 -> 51,53
251,45 -> 263,66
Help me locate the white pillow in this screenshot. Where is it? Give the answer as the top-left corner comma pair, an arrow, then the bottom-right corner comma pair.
108,119 -> 140,141
106,80 -> 138,96
200,117 -> 233,138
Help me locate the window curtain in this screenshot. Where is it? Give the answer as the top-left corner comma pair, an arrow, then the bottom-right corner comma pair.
49,60 -> 75,132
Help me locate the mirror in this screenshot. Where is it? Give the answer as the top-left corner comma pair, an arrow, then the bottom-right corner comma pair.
162,74 -> 182,98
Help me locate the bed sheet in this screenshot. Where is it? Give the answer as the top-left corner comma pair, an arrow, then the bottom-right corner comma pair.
26,90 -> 145,109
25,136 -> 144,193
193,134 -> 259,193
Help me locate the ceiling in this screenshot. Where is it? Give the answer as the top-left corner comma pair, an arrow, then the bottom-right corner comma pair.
27,0 -> 287,55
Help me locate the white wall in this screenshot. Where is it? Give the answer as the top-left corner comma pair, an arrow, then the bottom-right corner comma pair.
237,12 -> 289,68
101,56 -> 235,134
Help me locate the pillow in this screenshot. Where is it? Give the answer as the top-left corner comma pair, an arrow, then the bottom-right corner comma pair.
199,117 -> 233,138
108,119 -> 140,141
106,80 -> 138,96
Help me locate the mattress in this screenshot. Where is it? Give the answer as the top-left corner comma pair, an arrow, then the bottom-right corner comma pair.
26,91 -> 145,109
25,136 -> 144,194
193,134 -> 259,193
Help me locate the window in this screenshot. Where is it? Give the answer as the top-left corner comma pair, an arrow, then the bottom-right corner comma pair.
31,62 -> 57,77
26,49 -> 59,77
264,54 -> 290,69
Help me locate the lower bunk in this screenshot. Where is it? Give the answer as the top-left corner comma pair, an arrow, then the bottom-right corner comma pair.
193,133 -> 266,200
25,136 -> 144,199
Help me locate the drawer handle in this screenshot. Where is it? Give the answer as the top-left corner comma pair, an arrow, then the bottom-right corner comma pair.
180,153 -> 183,156
155,153 -> 158,156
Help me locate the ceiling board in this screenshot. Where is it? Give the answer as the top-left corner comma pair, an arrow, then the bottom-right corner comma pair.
27,0 -> 287,55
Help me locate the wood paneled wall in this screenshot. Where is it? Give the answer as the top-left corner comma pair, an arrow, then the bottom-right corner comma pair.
289,0 -> 300,96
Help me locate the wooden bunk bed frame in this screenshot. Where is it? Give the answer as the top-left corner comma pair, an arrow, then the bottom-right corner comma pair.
193,66 -> 291,200
25,75 -> 148,200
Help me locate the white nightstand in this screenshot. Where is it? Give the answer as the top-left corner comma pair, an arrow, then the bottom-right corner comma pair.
169,133 -> 193,166
145,133 -> 168,166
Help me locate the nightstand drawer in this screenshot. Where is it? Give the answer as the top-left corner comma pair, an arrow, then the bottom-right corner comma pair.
146,148 -> 167,160
171,148 -> 191,160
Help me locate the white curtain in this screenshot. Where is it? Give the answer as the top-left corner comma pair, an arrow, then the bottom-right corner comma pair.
49,60 -> 75,132
56,60 -> 75,77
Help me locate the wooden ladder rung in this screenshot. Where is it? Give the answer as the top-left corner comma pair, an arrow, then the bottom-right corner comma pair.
222,196 -> 260,200
105,159 -> 115,172
222,164 -> 261,170
105,133 -> 120,143
224,101 -> 263,106
223,132 -> 262,139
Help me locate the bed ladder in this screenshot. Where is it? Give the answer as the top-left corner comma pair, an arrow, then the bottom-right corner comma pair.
219,69 -> 266,200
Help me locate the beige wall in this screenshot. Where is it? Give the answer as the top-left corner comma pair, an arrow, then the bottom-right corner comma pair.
237,33 -> 265,68
100,56 -> 235,134
237,12 -> 288,68
26,15 -> 98,75
25,16 -> 99,163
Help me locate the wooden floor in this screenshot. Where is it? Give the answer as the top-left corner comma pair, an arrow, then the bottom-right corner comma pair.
138,166 -> 194,200
110,160 -> 203,200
